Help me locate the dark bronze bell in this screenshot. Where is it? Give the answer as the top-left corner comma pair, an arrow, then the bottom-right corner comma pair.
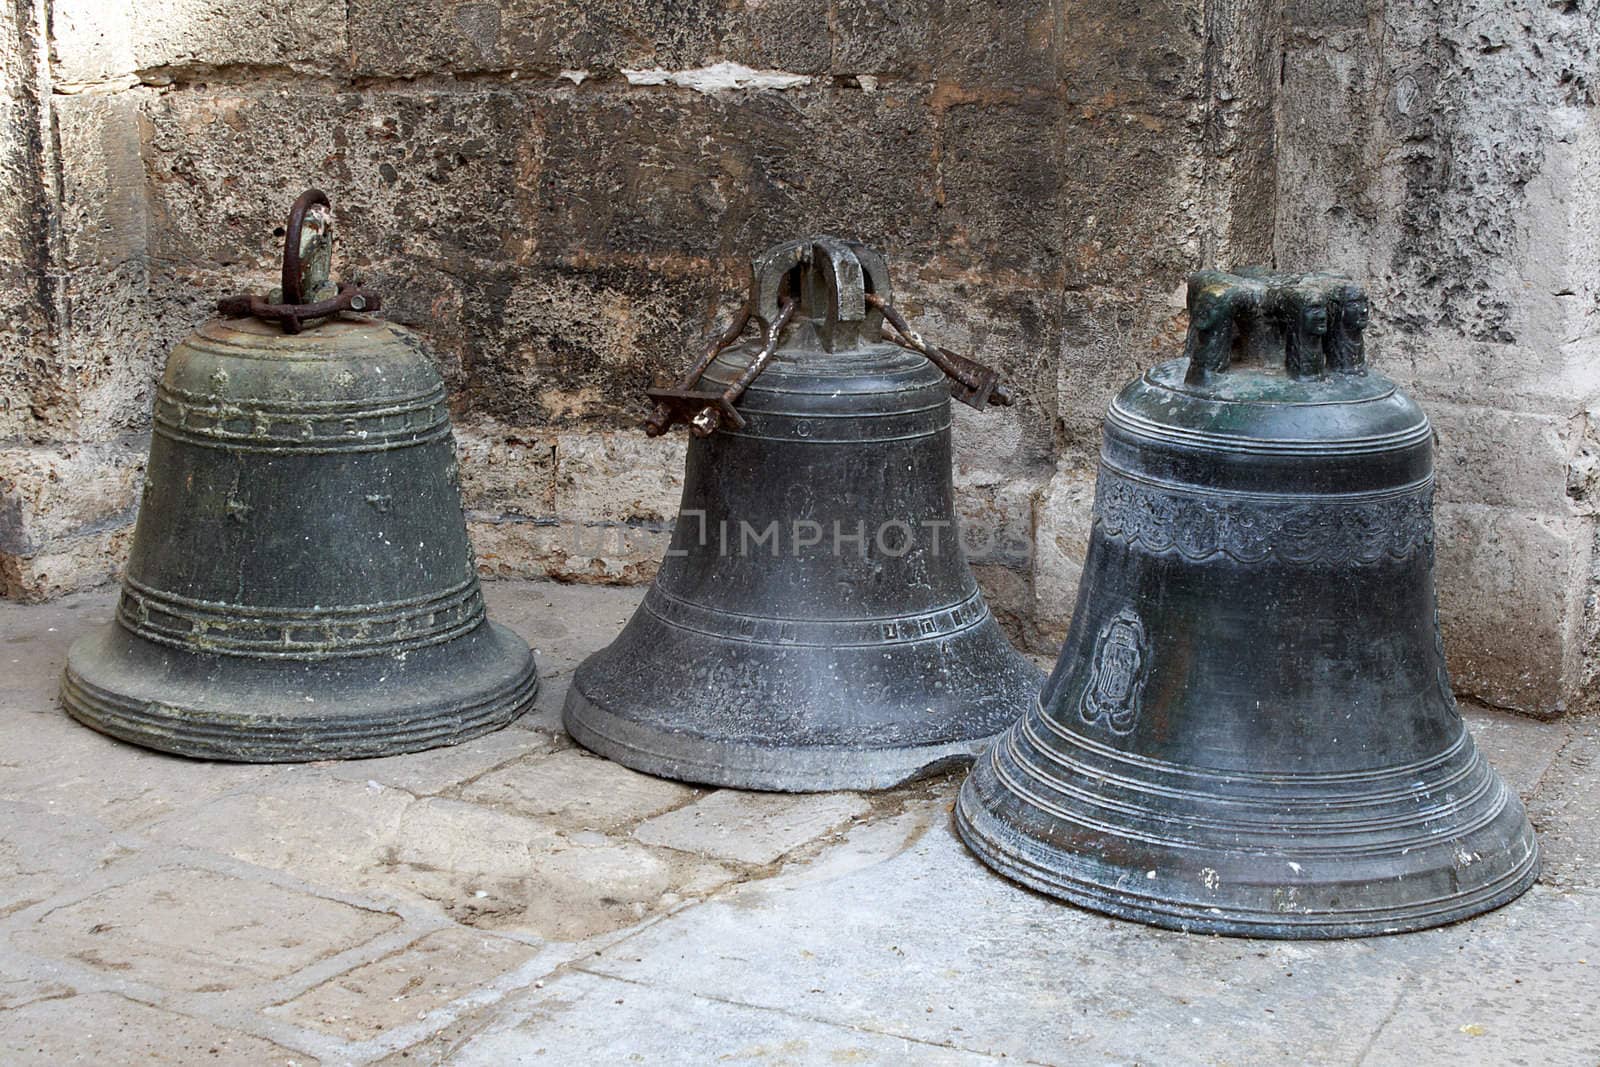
957,268 -> 1538,937
564,237 -> 1043,791
61,191 -> 538,761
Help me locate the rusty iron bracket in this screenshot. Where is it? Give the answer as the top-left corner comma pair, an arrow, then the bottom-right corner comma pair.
645,298 -> 796,438
218,281 -> 382,335
867,293 -> 1014,410
217,188 -> 383,335
645,304 -> 752,437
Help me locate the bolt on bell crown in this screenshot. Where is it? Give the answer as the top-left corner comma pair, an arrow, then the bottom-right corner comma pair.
565,236 -> 1043,792
60,191 -> 538,761
956,266 -> 1538,938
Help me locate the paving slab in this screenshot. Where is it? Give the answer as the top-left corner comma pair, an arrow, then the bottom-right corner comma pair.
461,748 -> 701,831
1358,885 -> 1600,1066
155,776 -> 734,941
314,727 -> 558,798
0,800 -> 129,915
634,789 -> 873,866
419,969 -> 1010,1066
481,581 -> 642,681
11,867 -> 399,994
0,580 -> 1591,1066
267,927 -> 543,1042
1463,699 -> 1572,795
0,991 -> 311,1066
588,788 -> 1589,1066
1527,723 -> 1600,889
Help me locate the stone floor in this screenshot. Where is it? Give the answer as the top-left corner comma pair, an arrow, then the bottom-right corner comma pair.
0,579 -> 1595,1066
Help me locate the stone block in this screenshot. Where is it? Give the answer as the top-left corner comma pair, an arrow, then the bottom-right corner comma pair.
937,95 -> 1063,278
952,462 -> 1046,571
0,2 -> 62,444
317,725 -> 556,796
468,516 -> 669,585
553,431 -> 684,526
0,800 -> 124,915
0,442 -> 144,559
0,992 -> 307,1065
462,748 -> 698,830
48,91 -> 162,438
633,790 -> 870,866
0,440 -> 145,601
141,88 -> 532,289
530,85 -> 939,268
904,279 -> 1062,467
269,927 -> 542,1041
455,418 -> 557,521
461,264 -> 712,428
934,0 -> 1059,90
50,0 -> 348,88
15,867 -> 399,992
831,0 -> 935,79
1058,108 -> 1202,292
1057,285 -> 1184,459
1428,400 -> 1575,512
0,523 -> 133,602
1055,0 -> 1203,114
1029,463 -> 1097,645
1435,502 -> 1593,716
350,0 -> 786,79
1525,722 -> 1600,890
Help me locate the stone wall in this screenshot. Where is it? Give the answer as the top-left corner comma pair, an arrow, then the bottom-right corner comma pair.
0,0 -> 1595,716
1273,0 -> 1600,714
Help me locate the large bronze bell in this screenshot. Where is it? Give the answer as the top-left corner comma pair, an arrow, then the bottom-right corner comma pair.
564,237 -> 1043,791
61,192 -> 538,760
956,268 -> 1538,937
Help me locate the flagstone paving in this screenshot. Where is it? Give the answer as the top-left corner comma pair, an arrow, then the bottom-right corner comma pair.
0,580 -> 1593,1066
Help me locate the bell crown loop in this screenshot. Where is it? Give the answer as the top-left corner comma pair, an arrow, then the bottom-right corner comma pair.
645,236 -> 1012,437
749,236 -> 890,353
1182,266 -> 1370,387
216,189 -> 383,335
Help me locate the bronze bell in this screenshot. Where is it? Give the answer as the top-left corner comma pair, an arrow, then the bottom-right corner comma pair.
956,268 -> 1538,937
61,191 -> 539,760
564,237 -> 1043,791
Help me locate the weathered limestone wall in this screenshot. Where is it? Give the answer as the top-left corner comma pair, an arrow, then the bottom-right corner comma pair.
1274,0 -> 1600,714
0,0 -> 1594,716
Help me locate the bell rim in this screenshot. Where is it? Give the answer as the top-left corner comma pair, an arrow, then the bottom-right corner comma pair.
563,679 -> 1010,793
953,726 -> 1542,939
60,619 -> 538,763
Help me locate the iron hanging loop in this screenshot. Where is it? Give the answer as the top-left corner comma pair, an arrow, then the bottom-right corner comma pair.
280,188 -> 330,306
866,293 -> 1014,410
217,189 -> 383,335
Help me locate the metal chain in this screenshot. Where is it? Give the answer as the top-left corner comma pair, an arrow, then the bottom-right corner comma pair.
644,297 -> 797,438
866,293 -> 1014,408
646,303 -> 754,436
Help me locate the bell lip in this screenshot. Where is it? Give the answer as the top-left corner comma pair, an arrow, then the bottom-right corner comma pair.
953,732 -> 1542,940
562,678 -> 1010,794
60,619 -> 538,763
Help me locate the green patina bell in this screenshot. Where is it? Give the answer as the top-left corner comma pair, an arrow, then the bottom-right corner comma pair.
61,191 -> 538,761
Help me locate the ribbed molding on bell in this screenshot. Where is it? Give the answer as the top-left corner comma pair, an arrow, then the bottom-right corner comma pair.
956,699 -> 1538,938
